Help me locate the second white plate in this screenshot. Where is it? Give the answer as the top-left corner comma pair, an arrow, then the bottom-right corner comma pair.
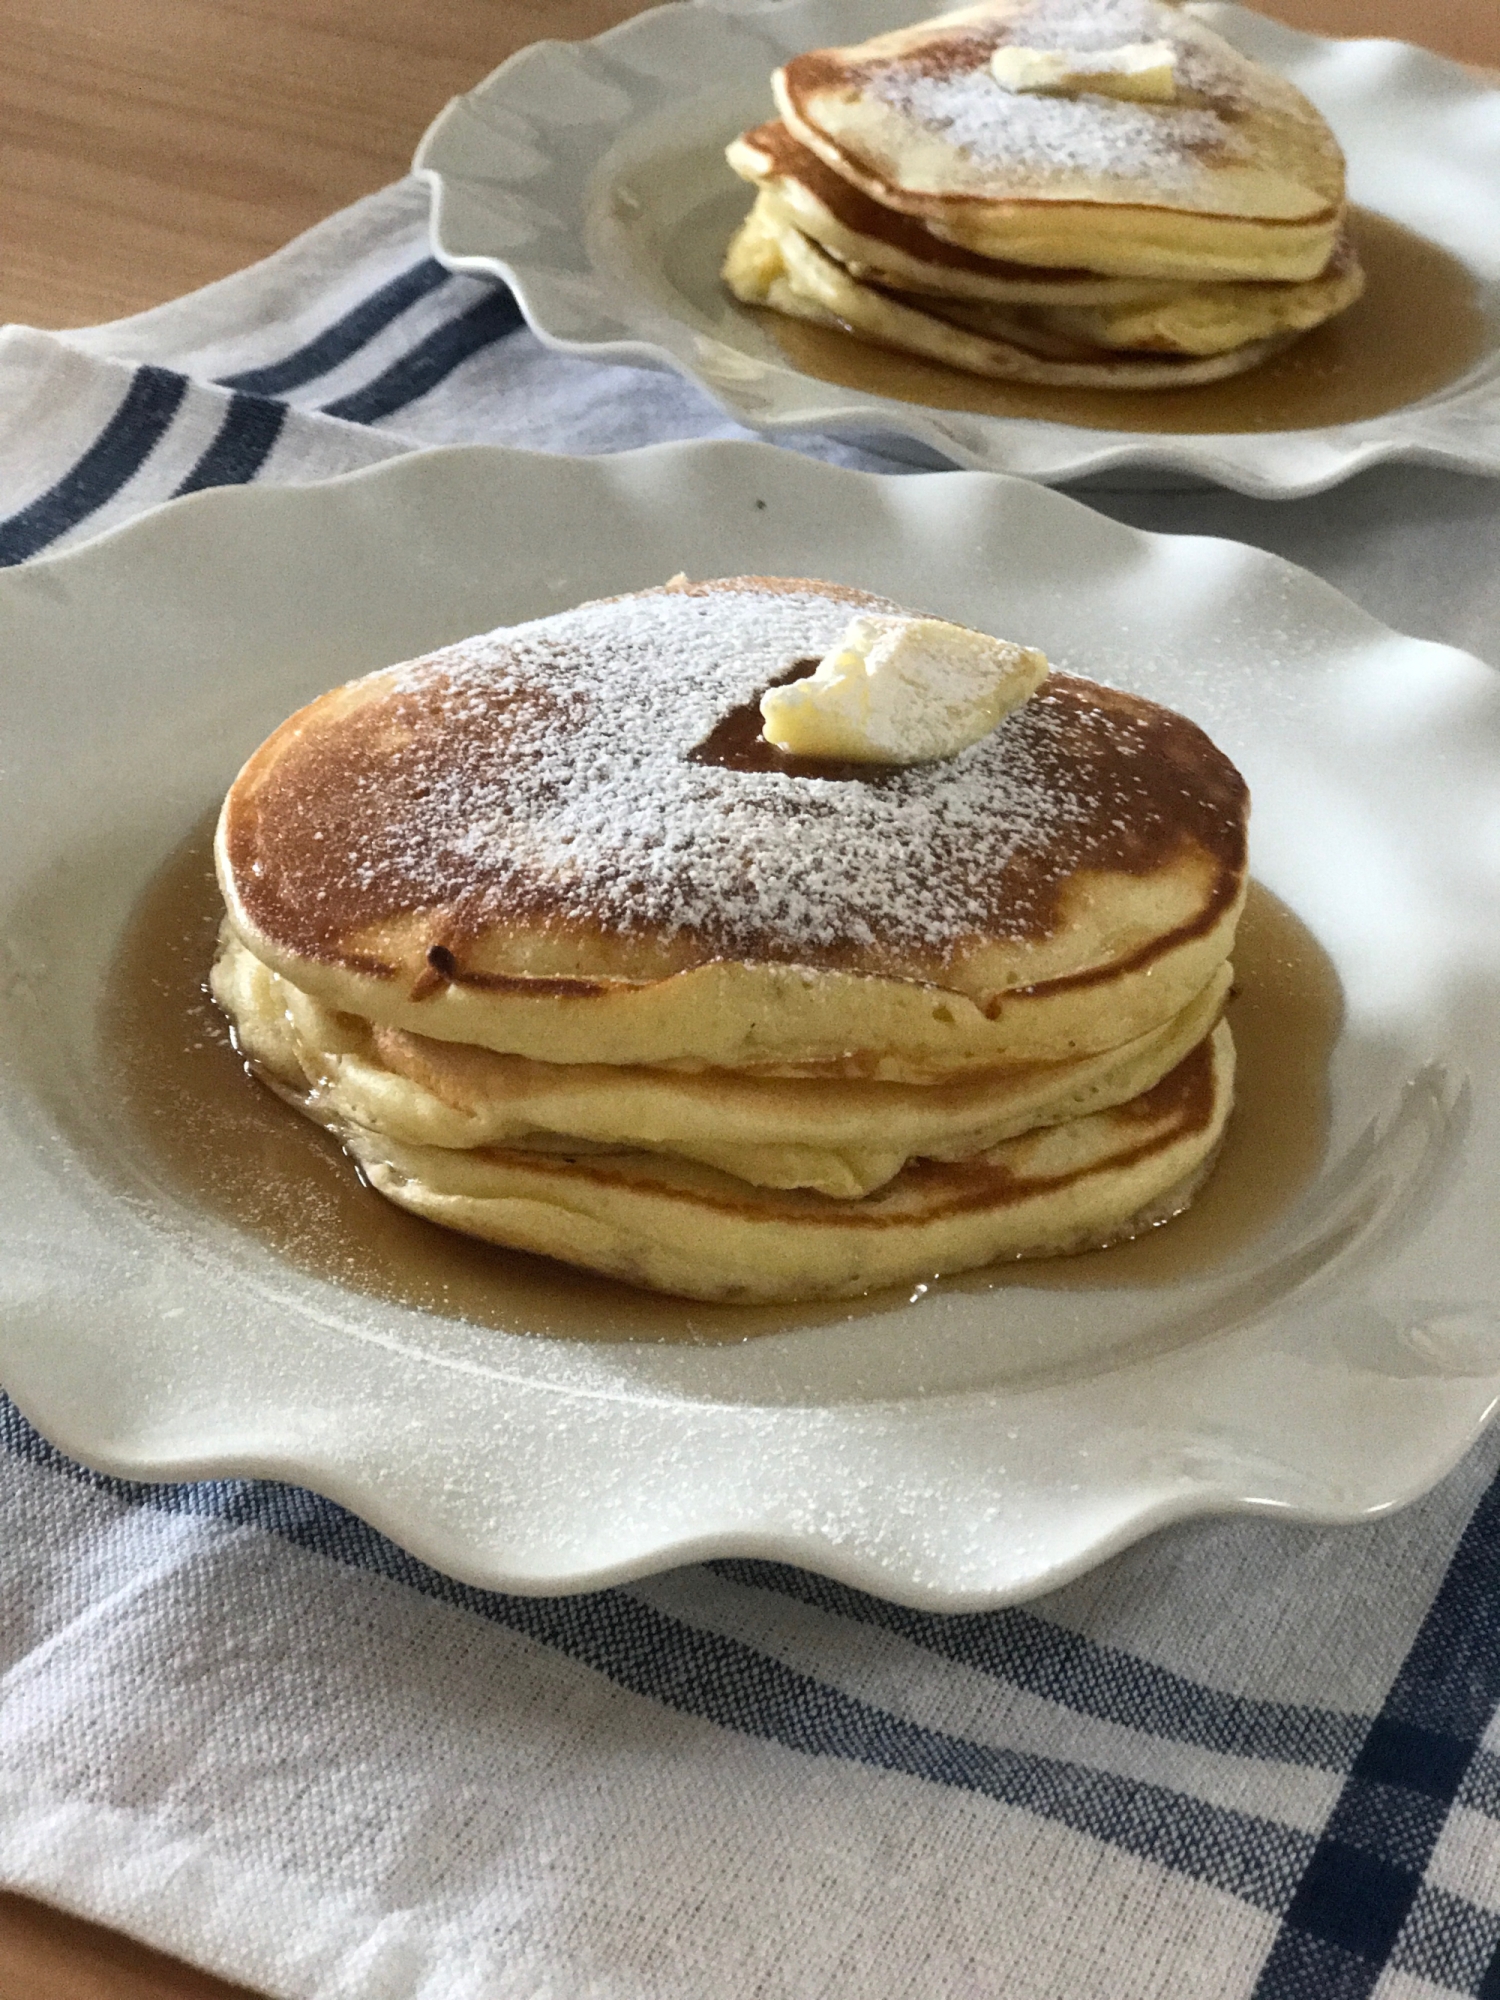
416,0 -> 1500,496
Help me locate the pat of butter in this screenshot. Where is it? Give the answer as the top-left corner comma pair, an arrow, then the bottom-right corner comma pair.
759,615 -> 1048,766
989,41 -> 1178,102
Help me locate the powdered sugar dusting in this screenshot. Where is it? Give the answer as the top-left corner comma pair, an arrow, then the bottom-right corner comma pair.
231,579 -> 1248,975
978,0 -> 1205,54
392,583 -> 1102,956
875,70 -> 1236,184
864,0 -> 1257,190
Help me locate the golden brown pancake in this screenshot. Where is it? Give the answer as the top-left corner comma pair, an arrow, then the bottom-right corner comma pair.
342,1025 -> 1234,1304
728,123 -> 1364,360
775,0 -> 1347,281
725,200 -> 1309,387
215,931 -> 1236,1302
214,929 -> 1230,1199
216,578 -> 1248,1074
729,120 -> 1178,305
724,0 -> 1362,392
211,576 -> 1250,1301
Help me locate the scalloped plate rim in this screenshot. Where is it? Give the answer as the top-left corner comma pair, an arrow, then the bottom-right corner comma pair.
0,439 -> 1498,1608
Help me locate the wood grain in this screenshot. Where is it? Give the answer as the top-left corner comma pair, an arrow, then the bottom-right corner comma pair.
0,0 -> 654,328
2,0 -> 1497,328
0,1891 -> 261,2000
1264,0 -> 1500,62
1,1 -> 1497,1996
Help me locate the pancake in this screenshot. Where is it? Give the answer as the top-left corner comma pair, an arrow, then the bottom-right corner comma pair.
725,198 -> 1301,387
969,234 -> 1362,355
728,120 -> 1179,306
211,575 -> 1249,1301
214,928 -> 1230,1199
728,125 -> 1364,358
775,0 -> 1347,281
216,578 -> 1248,1079
226,979 -> 1236,1302
315,1027 -> 1234,1302
725,1 -> 1362,394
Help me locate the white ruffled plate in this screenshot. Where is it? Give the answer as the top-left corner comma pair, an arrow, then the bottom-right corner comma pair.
415,0 -> 1500,497
2,440 -> 1498,1607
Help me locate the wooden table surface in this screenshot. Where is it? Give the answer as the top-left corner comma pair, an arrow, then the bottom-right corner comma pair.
3,0 -> 1498,1994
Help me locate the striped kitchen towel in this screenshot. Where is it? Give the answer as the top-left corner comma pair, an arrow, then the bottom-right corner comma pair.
0,179 -> 888,569
3,175 -> 1500,2000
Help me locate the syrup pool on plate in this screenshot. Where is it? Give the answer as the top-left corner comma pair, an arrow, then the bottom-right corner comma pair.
765,210 -> 1487,434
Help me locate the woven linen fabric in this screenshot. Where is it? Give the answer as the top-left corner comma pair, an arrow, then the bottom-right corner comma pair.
3,176 -> 1500,2000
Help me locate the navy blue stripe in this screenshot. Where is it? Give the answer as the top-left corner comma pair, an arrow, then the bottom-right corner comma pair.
1252,1464 -> 1500,1999
0,365 -> 189,566
174,393 -> 287,496
320,286 -> 523,424
710,1560 -> 1365,1775
13,1392 -> 1500,1959
0,1393 -> 1311,1912
216,258 -> 451,397
1461,1747 -> 1500,1818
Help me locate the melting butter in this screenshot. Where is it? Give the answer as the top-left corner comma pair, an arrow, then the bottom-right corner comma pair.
759,614 -> 1048,765
989,41 -> 1177,102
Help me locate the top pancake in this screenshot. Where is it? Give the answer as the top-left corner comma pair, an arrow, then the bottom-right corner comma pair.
217,577 -> 1248,1074
776,0 -> 1346,280
728,119 -> 1189,306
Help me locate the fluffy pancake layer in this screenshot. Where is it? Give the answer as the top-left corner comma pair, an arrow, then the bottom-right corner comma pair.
213,576 -> 1249,1300
728,199 -> 1306,387
729,120 -> 1169,305
776,0 -> 1345,280
730,125 -> 1364,357
217,579 -> 1248,1076
335,1026 -> 1235,1303
213,929 -> 1235,1301
724,0 -> 1361,389
215,930 -> 1230,1200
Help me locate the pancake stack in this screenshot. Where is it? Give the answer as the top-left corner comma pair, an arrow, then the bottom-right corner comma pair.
723,0 -> 1363,388
211,577 -> 1249,1303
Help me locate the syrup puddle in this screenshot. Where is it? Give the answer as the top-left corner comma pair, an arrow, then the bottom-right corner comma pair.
765,208 -> 1488,435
